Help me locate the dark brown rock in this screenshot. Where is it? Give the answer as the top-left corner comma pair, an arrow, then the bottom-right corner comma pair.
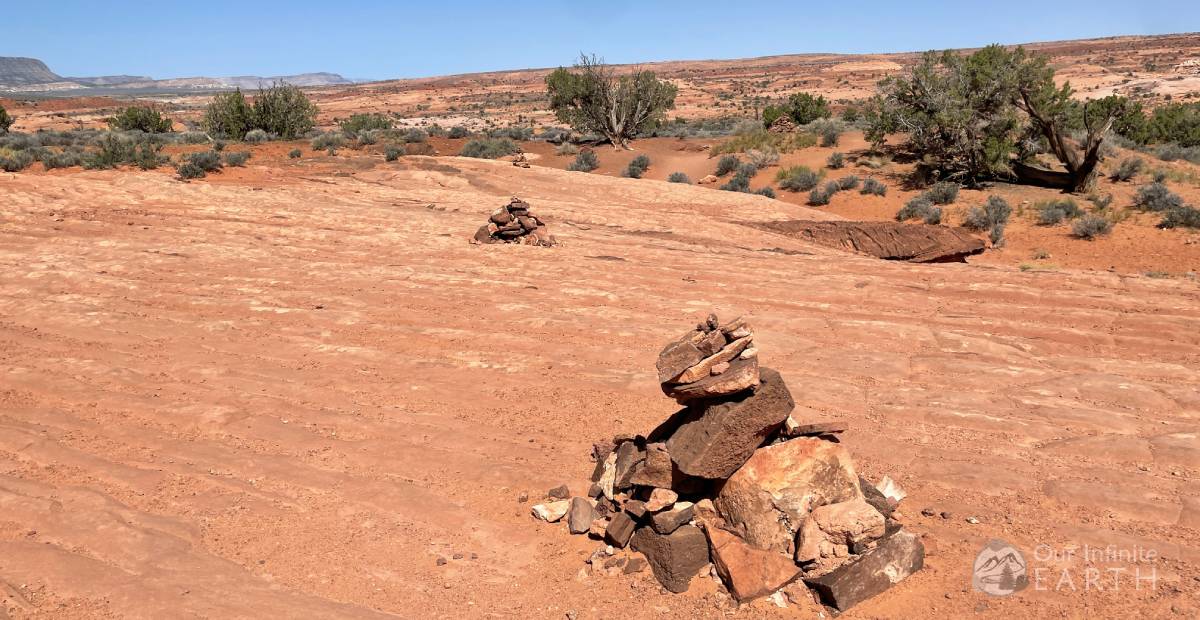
624,557 -> 648,574
656,335 -> 705,383
587,482 -> 603,499
666,367 -> 794,479
650,502 -> 695,535
613,441 -> 645,491
859,475 -> 895,518
804,529 -> 925,612
631,525 -> 710,593
567,497 -> 598,535
783,419 -> 848,437
489,210 -> 514,225
624,500 -> 648,520
604,512 -> 637,548
629,443 -> 672,488
752,220 -> 986,263
472,224 -> 497,244
548,484 -> 570,499
663,355 -> 759,404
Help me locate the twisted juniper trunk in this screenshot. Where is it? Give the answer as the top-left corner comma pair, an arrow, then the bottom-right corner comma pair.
1018,91 -> 1113,193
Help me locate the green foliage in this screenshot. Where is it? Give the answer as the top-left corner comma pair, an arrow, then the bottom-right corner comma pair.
623,154 -> 651,178
556,142 -> 580,156
567,149 -> 600,172
1071,214 -> 1113,239
42,149 -> 84,170
448,126 -> 470,139
720,163 -> 758,192
777,165 -> 822,192
826,152 -> 845,169
108,106 -> 173,133
711,128 -> 816,155
963,195 -> 1011,230
925,182 -> 959,205
339,113 -> 393,136
745,147 -> 779,168
808,187 -> 832,205
404,128 -> 429,143
546,54 -> 677,147
1146,101 -> 1200,147
762,105 -> 787,128
311,131 -> 346,151
357,131 -> 378,146
83,133 -> 163,170
715,154 -> 741,176
754,186 -> 776,198
1110,156 -> 1144,182
133,143 -> 164,170
1159,205 -> 1200,229
202,89 -> 254,140
223,151 -> 251,167
460,137 -> 520,159
1035,198 -> 1083,225
385,144 -> 404,161
243,128 -> 270,143
836,175 -> 860,191
1134,181 -> 1185,212
811,119 -> 842,147
252,83 -> 318,139
0,150 -> 33,171
667,172 -> 690,183
186,150 -> 223,172
860,177 -> 887,196
177,162 -> 206,180
213,140 -> 226,152
782,92 -> 831,125
487,126 -> 532,141
897,196 -> 939,222
0,105 -> 13,134
288,148 -> 302,159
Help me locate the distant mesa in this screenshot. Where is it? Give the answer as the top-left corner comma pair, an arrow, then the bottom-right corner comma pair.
0,56 -> 352,93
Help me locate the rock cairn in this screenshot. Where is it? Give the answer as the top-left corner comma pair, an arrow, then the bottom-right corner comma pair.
531,314 -> 924,612
768,115 -> 796,133
471,197 -> 556,246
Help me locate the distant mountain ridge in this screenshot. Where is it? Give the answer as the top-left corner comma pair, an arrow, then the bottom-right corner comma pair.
0,56 -> 352,92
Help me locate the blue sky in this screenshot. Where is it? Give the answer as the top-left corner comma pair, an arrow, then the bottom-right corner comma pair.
5,1 -> 1198,80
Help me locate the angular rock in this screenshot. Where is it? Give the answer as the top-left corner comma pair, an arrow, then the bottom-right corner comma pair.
567,497 -> 599,535
782,417 -> 848,437
706,526 -> 801,602
548,484 -> 570,499
795,498 -> 887,572
596,452 -> 618,500
672,335 -> 753,384
667,367 -> 794,479
588,517 -> 608,538
656,333 -> 706,383
716,437 -> 862,553
604,512 -> 637,548
472,224 -> 497,244
663,356 -> 759,404
531,500 -> 571,523
631,525 -> 711,593
645,488 -> 678,512
651,501 -> 695,535
613,441 -> 645,492
489,209 -> 514,225
624,557 -> 648,574
624,499 -> 648,520
629,443 -> 672,488
859,475 -> 895,518
804,529 -> 925,612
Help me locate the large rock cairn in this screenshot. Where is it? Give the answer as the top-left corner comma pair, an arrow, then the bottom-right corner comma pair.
472,196 -> 556,246
767,115 -> 796,134
531,314 -> 924,612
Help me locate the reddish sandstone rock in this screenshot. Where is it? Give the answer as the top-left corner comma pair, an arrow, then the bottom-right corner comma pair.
663,356 -> 760,404
716,437 -> 862,553
795,497 -> 887,573
706,526 -> 801,601
666,367 -> 794,479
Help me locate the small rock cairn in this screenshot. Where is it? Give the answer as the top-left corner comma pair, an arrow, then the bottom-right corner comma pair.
472,197 -> 556,246
531,314 -> 924,612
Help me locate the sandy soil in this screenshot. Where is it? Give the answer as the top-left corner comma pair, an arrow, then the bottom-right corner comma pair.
1,151 -> 1197,618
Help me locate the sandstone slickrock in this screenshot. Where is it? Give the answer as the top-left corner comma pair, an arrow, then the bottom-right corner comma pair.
706,525 -> 801,601
752,220 -> 985,263
716,436 -> 862,552
471,197 -> 556,246
794,498 -> 887,572
667,367 -> 794,479
804,529 -> 925,611
567,497 -> 598,535
631,525 -> 711,593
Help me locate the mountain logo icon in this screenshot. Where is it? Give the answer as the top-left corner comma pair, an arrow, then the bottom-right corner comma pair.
972,539 -> 1029,596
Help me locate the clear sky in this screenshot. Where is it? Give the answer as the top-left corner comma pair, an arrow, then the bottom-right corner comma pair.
5,1 -> 1198,80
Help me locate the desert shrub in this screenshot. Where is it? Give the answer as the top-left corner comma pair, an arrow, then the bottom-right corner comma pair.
1034,198 -> 1083,225
860,177 -> 887,196
720,163 -> 758,192
712,128 -> 816,155
1071,214 -> 1113,239
251,83 -> 318,139
546,54 -> 677,148
836,175 -> 860,191
923,206 -> 943,224
650,116 -> 752,138
810,118 -> 843,147
1134,181 -> 1184,212
990,223 -> 1007,245
403,128 -> 429,143
223,151 -> 251,167
781,92 -> 832,125
42,149 -> 84,170
567,149 -> 600,172
202,89 -> 254,140
1151,143 -> 1200,164
0,105 -> 12,134
745,147 -> 779,168
488,126 -> 533,141
212,140 -> 226,152
448,126 -> 470,139
1159,205 -> 1200,229
1110,156 -> 1143,182
808,187 -> 832,205
822,180 -> 841,196
555,142 -> 580,156
311,131 -> 346,151
925,182 -> 959,205
533,127 -> 571,142
460,137 -> 520,159
715,154 -> 741,176
83,133 -> 138,169
183,150 -> 222,173
897,196 -> 938,222
288,148 -> 302,159
754,187 -> 776,198
108,106 -> 173,133
357,130 -> 379,146
667,172 -> 690,183
243,128 -> 270,143
623,154 -> 651,178
1088,193 -> 1114,210
402,141 -> 435,156
385,144 -> 404,161
178,131 -> 208,144
827,152 -> 845,169
963,195 -> 1012,230
133,144 -> 165,170
0,150 -> 34,171
339,113 -> 393,136
326,146 -> 338,156
1146,101 -> 1200,147
177,162 -> 206,180
777,166 -> 821,192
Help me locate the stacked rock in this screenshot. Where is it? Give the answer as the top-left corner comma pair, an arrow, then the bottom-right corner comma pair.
472,197 -> 556,246
768,115 -> 797,134
531,314 -> 924,612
